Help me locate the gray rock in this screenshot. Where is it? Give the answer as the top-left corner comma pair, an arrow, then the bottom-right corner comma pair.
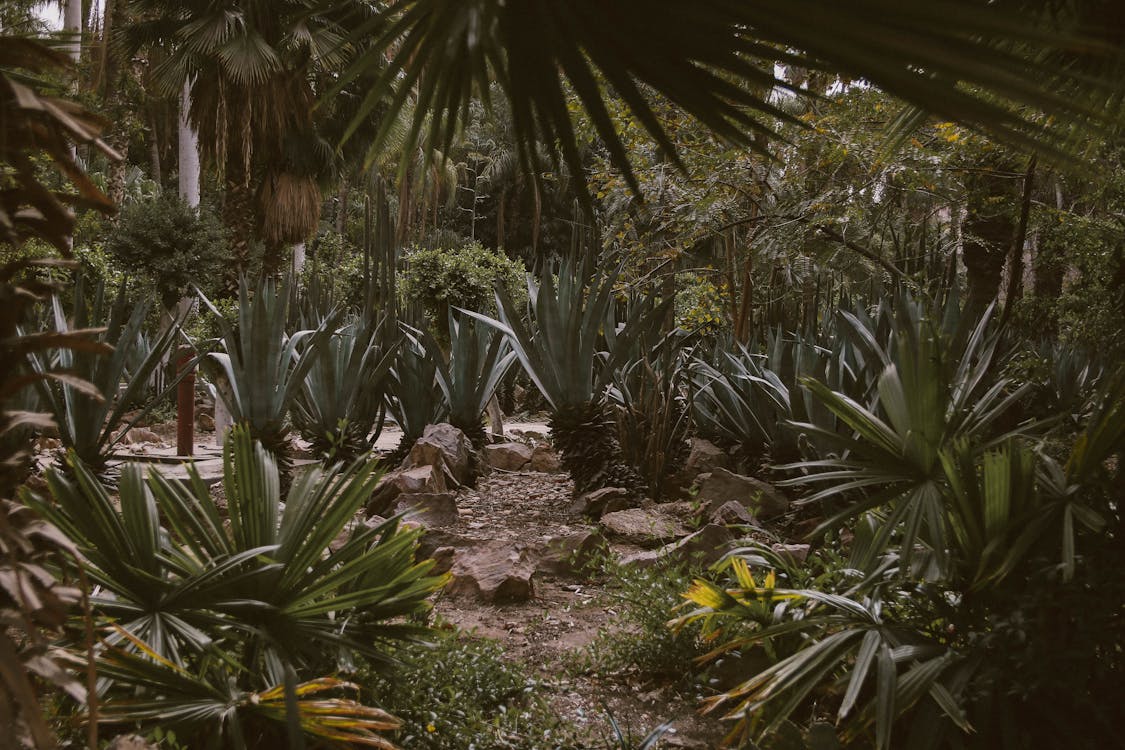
408,423 -> 472,485
484,442 -> 533,471
429,546 -> 457,576
367,465 -> 448,516
697,468 -> 788,521
529,445 -> 562,473
446,541 -> 536,603
600,508 -> 690,547
708,500 -> 756,526
394,492 -> 460,528
106,736 -> 157,750
569,486 -> 630,519
685,437 -> 731,475
620,524 -> 735,568
535,529 -> 607,577
123,427 -> 163,445
771,543 -> 812,564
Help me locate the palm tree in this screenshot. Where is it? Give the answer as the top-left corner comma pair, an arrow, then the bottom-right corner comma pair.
336,0 -> 1125,202
125,0 -> 370,291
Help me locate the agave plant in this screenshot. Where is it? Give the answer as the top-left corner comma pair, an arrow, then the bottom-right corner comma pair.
31,426 -> 447,747
422,310 -> 516,449
469,256 -> 657,496
26,275 -> 190,472
780,299 -> 1038,576
384,332 -> 448,463
292,313 -> 398,462
201,276 -> 339,469
675,378 -> 1124,749
608,329 -> 691,500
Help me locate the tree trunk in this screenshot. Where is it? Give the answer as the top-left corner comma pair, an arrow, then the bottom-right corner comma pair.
223,161 -> 258,296
962,163 -> 1016,322
291,241 -> 306,279
178,79 -> 201,208
63,0 -> 82,62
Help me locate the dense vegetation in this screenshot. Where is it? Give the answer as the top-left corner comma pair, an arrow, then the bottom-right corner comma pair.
1,1 -> 1123,748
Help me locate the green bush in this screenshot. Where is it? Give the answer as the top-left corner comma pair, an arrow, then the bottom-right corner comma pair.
106,194 -> 226,309
301,230 -> 366,309
400,241 -> 526,330
582,561 -> 712,686
365,632 -> 578,749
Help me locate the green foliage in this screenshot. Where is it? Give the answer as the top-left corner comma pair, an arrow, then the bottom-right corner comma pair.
31,426 -> 447,747
385,334 -> 449,455
27,276 -> 188,471
400,240 -> 526,325
366,632 -> 576,749
202,276 -> 339,461
423,310 -> 516,447
292,313 -> 398,462
301,230 -> 367,310
105,194 -> 227,309
675,317 -> 1125,748
675,274 -> 730,334
583,561 -> 711,685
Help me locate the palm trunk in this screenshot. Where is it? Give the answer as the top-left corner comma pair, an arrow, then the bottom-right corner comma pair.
223,161 -> 257,296
178,79 -> 201,208
550,401 -> 645,498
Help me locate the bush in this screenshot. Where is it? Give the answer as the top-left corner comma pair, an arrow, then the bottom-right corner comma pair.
582,561 -> 712,686
365,631 -> 578,749
400,240 -> 526,330
106,194 -> 226,309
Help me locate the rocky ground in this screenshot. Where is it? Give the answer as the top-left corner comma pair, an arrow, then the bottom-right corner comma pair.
70,417 -> 808,748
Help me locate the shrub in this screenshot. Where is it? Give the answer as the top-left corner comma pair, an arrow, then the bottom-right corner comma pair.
400,241 -> 526,329
365,632 -> 578,749
105,194 -> 226,309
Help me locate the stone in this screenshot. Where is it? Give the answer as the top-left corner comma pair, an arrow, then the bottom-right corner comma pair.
34,436 -> 61,452
620,524 -> 735,568
535,529 -> 607,577
446,541 -> 536,603
697,468 -> 788,521
408,423 -> 471,485
569,486 -> 630,520
123,427 -> 163,445
196,412 -> 215,431
428,546 -> 457,576
484,442 -> 533,471
771,543 -> 811,564
393,492 -> 460,529
529,445 -> 562,473
708,500 -> 755,526
654,501 -> 704,523
107,736 -> 157,750
600,508 -> 690,547
685,437 -> 731,475
367,465 -> 448,516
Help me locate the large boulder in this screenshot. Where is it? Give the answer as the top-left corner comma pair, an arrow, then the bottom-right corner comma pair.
620,524 -> 735,568
408,423 -> 472,485
484,442 -> 533,471
529,445 -> 563,473
569,486 -> 631,520
708,500 -> 756,526
535,529 -> 608,577
367,465 -> 448,516
599,508 -> 690,548
696,468 -> 788,521
446,541 -> 536,603
393,492 -> 460,529
685,438 -> 731,476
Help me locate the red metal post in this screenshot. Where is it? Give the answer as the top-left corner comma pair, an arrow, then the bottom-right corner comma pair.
176,346 -> 195,456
